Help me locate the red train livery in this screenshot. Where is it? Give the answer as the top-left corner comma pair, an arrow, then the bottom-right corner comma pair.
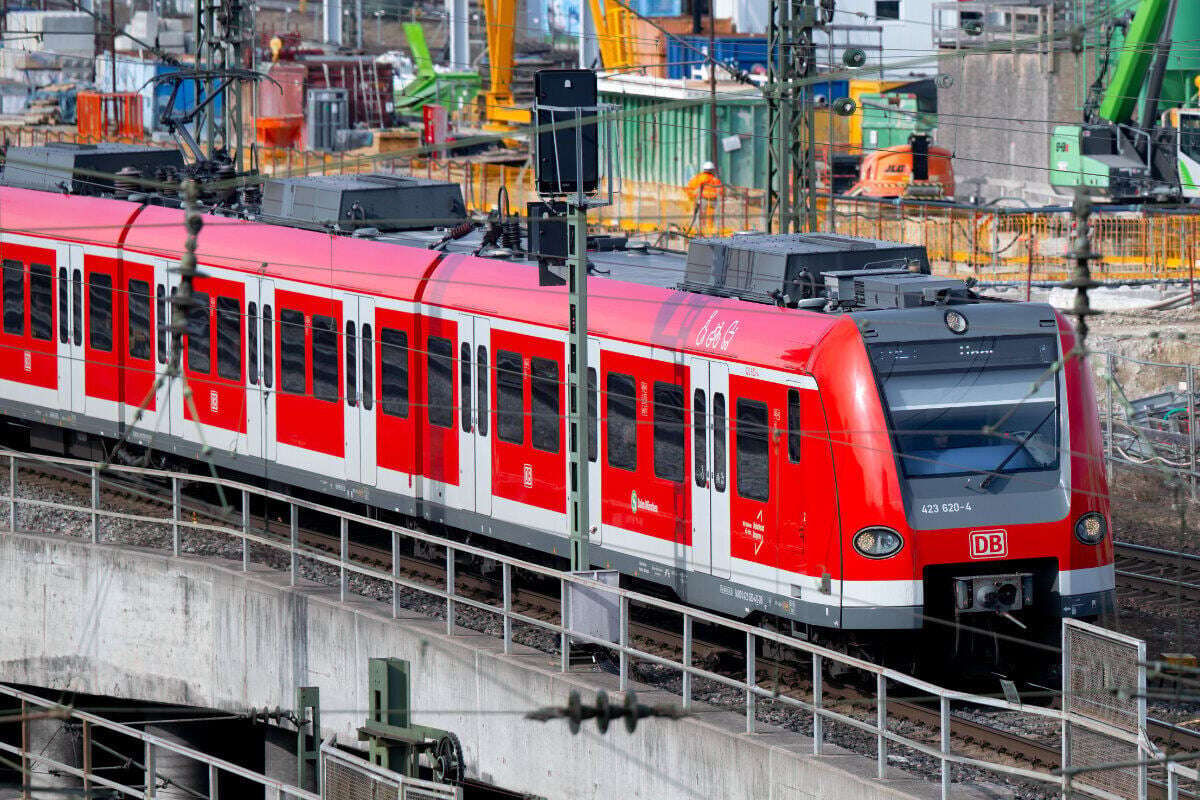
0,148 -> 1114,660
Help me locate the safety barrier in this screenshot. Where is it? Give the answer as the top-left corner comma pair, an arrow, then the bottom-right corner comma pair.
0,682 -> 318,799
0,447 -> 1156,800
1095,351 -> 1199,500
321,741 -> 460,800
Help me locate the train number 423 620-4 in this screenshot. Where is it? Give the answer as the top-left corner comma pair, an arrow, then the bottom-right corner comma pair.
920,502 -> 974,514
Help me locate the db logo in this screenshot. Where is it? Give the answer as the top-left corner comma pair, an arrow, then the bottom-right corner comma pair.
22,351 -> 30,373
522,464 -> 533,489
970,529 -> 1008,559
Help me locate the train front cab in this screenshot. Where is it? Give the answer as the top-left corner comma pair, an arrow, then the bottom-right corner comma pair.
815,304 -> 1115,652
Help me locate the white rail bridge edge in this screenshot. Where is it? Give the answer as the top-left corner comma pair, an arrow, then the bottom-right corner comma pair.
0,447 -> 1151,800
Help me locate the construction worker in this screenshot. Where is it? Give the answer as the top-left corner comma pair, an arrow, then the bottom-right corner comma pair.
685,161 -> 723,235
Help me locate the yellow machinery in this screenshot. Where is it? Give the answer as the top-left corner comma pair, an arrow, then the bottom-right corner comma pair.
482,0 -> 635,129
482,0 -> 530,128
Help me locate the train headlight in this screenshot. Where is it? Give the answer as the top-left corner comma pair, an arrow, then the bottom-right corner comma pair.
944,310 -> 969,334
852,527 -> 904,559
1074,512 -> 1107,545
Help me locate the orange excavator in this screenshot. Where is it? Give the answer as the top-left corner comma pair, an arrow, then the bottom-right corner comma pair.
848,134 -> 955,200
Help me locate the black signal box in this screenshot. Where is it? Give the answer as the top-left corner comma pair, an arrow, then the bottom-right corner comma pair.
535,69 -> 599,196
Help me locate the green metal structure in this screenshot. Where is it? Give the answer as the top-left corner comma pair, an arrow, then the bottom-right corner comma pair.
394,23 -> 482,115
358,658 -> 464,784
1097,0 -> 1172,123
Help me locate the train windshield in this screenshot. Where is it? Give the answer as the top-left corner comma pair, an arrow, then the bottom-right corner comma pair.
868,335 -> 1061,480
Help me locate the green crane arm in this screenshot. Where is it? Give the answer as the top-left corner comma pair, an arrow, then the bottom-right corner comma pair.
403,22 -> 436,80
1099,0 -> 1172,124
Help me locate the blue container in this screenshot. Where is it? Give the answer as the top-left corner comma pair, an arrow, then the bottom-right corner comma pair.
666,37 -> 769,79
152,65 -> 223,131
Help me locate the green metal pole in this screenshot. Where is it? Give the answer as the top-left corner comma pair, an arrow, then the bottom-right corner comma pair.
568,201 -> 590,572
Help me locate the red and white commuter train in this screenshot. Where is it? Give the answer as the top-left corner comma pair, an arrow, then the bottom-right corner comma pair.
0,144 -> 1114,660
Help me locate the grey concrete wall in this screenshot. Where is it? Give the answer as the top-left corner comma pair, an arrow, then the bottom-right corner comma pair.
938,48 -> 1083,204
0,533 -> 963,800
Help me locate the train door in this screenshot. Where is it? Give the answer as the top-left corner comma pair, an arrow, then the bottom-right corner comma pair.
586,337 -> 602,544
65,246 -> 85,415
142,258 -> 174,439
343,295 -> 376,487
472,317 -> 492,517
244,278 -> 264,462
687,357 -> 731,578
257,279 -> 276,462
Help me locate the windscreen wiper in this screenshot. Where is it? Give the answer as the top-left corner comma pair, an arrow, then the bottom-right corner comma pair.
974,405 -> 1057,491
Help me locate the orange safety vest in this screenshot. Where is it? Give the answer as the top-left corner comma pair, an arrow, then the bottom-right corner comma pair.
686,171 -> 724,202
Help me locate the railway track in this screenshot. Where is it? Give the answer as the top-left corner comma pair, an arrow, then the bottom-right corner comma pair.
11,459 -> 1200,790
1115,542 -> 1200,607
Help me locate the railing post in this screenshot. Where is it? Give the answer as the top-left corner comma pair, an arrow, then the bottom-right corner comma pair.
940,696 -> 950,800
208,763 -> 219,799
745,631 -> 755,734
682,614 -> 692,710
391,530 -> 401,619
559,579 -> 569,671
81,720 -> 92,794
618,595 -> 629,692
876,673 -> 887,779
445,546 -> 455,635
339,518 -> 349,602
241,489 -> 249,571
90,465 -> 99,543
499,562 -> 513,654
7,454 -> 14,531
144,741 -> 157,799
813,653 -> 824,755
289,504 -> 298,586
171,477 -> 180,556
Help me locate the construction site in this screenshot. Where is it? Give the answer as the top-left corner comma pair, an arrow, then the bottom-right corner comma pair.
0,0 -> 1197,799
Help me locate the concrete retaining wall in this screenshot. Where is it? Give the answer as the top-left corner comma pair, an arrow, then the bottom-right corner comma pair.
938,49 -> 1082,205
0,532 -> 961,800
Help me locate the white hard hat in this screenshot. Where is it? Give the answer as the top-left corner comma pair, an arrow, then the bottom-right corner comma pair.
701,160 -> 716,172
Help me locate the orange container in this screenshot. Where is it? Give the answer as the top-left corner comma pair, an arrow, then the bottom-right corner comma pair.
255,115 -> 303,148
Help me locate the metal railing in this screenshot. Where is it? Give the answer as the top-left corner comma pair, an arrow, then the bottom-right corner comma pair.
0,448 -> 1150,800
321,741 -> 460,800
1097,351 -> 1199,500
0,682 -> 319,800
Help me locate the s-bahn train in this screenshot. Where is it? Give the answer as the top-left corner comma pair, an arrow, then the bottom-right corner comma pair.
0,144 -> 1114,669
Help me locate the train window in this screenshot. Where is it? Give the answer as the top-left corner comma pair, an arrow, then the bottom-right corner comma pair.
693,389 -> 707,488
3,260 -> 23,335
736,398 -> 770,502
476,345 -> 488,437
427,336 -> 454,428
495,350 -> 524,444
713,393 -> 727,492
530,357 -> 559,453
361,323 -> 373,411
216,296 -> 240,380
89,274 -> 114,353
156,285 -> 167,363
279,309 -> 305,394
311,314 -> 338,402
127,279 -> 151,360
379,327 -> 409,418
71,270 -> 81,346
588,367 -> 597,463
262,305 -> 274,389
460,342 -> 471,433
787,389 -> 802,463
30,264 -> 53,342
247,302 -> 259,384
606,372 -> 637,471
653,381 -> 685,482
58,268 -> 68,344
185,291 -> 210,372
344,321 -> 356,407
